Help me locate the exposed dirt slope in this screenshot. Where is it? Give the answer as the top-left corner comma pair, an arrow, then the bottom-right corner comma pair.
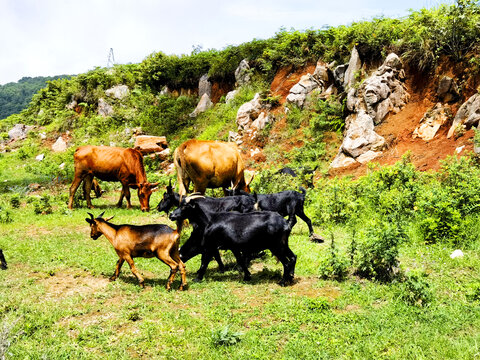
265,60 -> 476,179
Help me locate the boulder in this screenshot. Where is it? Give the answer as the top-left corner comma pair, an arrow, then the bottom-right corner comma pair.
235,59 -> 251,86
447,93 -> 480,138
105,85 -> 130,100
413,103 -> 450,141
97,98 -> 114,117
333,64 -> 348,88
286,74 -> 322,108
134,135 -> 168,154
330,152 -> 357,169
198,74 -> 212,98
8,124 -> 34,141
52,137 -> 68,152
251,112 -> 271,131
236,93 -> 262,130
343,46 -> 362,90
35,154 -> 45,161
225,90 -> 238,103
189,93 -> 213,117
437,76 -> 459,103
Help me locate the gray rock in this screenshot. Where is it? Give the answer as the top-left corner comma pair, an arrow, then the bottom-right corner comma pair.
36,154 -> 45,161
235,59 -> 251,86
437,76 -> 459,103
198,74 -> 212,98
190,93 -> 213,117
225,90 -> 238,103
343,47 -> 362,90
447,93 -> 480,138
52,137 -> 68,152
105,85 -> 129,100
333,64 -> 348,87
97,98 -> 114,117
8,124 -> 34,141
413,103 -> 450,141
251,112 -> 271,131
330,152 -> 357,169
236,93 -> 262,129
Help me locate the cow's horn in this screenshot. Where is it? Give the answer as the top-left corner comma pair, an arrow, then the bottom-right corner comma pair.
247,172 -> 255,185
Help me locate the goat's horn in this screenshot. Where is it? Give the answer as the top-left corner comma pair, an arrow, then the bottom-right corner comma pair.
169,178 -> 172,187
185,193 -> 205,203
98,211 -> 105,218
87,212 -> 94,219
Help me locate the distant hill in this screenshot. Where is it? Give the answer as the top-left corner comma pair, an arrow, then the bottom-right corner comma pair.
0,75 -> 70,119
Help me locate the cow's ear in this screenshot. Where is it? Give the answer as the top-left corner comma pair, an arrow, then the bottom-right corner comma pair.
129,183 -> 139,188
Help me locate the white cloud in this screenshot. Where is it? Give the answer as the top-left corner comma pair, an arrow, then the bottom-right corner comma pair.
0,0 -> 447,84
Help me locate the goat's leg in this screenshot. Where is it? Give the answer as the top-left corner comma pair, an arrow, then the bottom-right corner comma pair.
171,251 -> 187,290
157,250 -> 180,291
231,249 -> 251,281
124,255 -> 145,287
270,245 -> 296,286
297,209 -> 314,236
213,250 -> 225,272
110,258 -> 124,281
195,250 -> 214,282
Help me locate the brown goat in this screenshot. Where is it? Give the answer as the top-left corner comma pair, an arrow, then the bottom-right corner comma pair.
85,212 -> 187,290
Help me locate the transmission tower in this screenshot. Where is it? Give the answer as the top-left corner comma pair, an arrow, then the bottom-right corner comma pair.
107,48 -> 115,68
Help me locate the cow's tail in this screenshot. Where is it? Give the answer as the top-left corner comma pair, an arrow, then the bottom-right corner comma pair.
173,147 -> 188,197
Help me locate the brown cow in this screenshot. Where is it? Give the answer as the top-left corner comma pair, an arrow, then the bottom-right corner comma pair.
68,146 -> 159,211
173,139 -> 251,196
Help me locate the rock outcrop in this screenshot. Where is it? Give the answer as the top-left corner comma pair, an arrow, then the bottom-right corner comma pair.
235,59 -> 251,86
413,103 -> 451,141
97,98 -> 114,117
330,53 -> 409,168
106,85 -> 130,100
190,93 -> 213,117
8,124 -> 34,141
447,93 -> 480,138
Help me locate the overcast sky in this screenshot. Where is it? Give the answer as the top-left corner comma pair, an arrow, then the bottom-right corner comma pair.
0,0 -> 451,85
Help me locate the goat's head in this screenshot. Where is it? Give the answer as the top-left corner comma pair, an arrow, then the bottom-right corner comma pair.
169,193 -> 204,222
156,179 -> 177,213
85,212 -> 114,240
130,182 -> 159,212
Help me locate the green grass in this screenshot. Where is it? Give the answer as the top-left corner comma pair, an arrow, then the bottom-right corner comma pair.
1,188 -> 480,359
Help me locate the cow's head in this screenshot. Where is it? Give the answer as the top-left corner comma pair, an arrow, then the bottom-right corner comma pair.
85,212 -> 114,240
156,180 -> 178,213
234,172 -> 255,194
131,182 -> 159,212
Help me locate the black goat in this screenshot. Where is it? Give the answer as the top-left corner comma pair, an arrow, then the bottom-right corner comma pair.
225,187 -> 323,242
169,195 -> 296,286
156,184 -> 257,271
0,249 -> 7,270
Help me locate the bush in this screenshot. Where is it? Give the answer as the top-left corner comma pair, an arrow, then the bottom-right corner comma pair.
0,207 -> 13,224
318,233 -> 349,281
397,270 -> 433,307
33,194 -> 53,215
354,217 -> 407,281
304,297 -> 331,312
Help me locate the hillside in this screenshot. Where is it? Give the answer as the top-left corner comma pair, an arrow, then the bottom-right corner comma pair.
0,75 -> 70,120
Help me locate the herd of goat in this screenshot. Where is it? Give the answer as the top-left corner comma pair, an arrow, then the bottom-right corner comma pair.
1,141 -> 321,290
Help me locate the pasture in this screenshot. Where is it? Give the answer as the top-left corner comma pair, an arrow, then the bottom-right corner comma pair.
1,187 -> 480,359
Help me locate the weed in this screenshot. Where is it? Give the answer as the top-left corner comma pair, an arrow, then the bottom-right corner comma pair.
397,270 -> 433,307
211,326 -> 243,347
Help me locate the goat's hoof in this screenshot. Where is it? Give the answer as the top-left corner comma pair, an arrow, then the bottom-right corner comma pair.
179,283 -> 187,291
109,277 -> 116,282
243,275 -> 252,282
139,282 -> 145,288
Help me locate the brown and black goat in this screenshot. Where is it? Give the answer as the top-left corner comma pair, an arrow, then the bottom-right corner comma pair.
85,212 -> 187,290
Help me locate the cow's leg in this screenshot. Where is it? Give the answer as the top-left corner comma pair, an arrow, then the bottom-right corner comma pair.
124,255 -> 145,287
117,184 -> 131,208
231,249 -> 251,281
68,173 -> 85,209
110,258 -> 124,281
83,175 -> 95,209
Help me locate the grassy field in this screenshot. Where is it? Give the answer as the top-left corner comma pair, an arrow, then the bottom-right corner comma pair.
1,188 -> 480,360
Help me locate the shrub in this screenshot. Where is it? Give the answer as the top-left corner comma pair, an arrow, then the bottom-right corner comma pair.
354,217 -> 407,281
9,194 -> 20,209
304,297 -> 331,312
397,270 -> 433,307
33,194 -> 53,215
0,207 -> 13,224
466,282 -> 480,302
318,233 -> 349,281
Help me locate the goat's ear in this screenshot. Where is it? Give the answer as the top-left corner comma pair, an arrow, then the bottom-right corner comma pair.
85,218 -> 93,224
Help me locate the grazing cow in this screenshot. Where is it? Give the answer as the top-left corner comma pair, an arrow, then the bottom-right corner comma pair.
85,212 -> 187,290
169,196 -> 297,286
225,187 -> 323,242
0,249 -> 7,270
68,146 -> 159,211
173,139 -> 252,196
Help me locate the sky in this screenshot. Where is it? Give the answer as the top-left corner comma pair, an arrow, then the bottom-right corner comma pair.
0,0 -> 451,85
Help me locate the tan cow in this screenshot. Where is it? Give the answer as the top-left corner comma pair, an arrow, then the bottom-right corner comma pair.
173,139 -> 251,196
68,146 -> 158,211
